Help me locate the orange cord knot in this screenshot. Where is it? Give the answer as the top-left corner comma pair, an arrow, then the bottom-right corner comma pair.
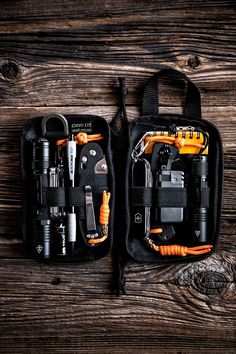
99,191 -> 111,225
174,137 -> 185,148
152,244 -> 213,256
158,244 -> 188,256
76,132 -> 88,144
88,191 -> 111,246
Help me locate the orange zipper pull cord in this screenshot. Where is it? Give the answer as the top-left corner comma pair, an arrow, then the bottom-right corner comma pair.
56,133 -> 104,147
145,239 -> 213,256
88,191 -> 111,245
145,136 -> 204,149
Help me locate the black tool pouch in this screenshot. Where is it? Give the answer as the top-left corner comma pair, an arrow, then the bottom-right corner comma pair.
21,70 -> 223,294
21,113 -> 115,262
117,69 -> 223,293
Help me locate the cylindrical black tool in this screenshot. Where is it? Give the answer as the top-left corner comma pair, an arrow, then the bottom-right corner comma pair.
32,138 -> 50,175
191,155 -> 208,243
32,138 -> 51,258
32,219 -> 51,258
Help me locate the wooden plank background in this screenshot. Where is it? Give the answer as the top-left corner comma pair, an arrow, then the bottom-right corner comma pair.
0,1 -> 235,353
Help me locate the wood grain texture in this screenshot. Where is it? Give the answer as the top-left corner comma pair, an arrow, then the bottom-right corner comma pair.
0,1 -> 236,353
0,254 -> 235,353
0,59 -> 236,107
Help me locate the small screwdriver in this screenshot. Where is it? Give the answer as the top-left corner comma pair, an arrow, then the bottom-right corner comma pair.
67,134 -> 77,255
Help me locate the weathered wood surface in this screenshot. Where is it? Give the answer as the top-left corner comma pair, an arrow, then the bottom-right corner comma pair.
0,1 -> 235,353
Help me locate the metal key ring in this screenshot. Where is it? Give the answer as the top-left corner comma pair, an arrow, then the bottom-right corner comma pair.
41,113 -> 69,138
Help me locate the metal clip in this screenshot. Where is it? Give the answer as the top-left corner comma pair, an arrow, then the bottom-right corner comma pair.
49,167 -> 59,218
85,186 -> 98,240
131,132 -> 154,161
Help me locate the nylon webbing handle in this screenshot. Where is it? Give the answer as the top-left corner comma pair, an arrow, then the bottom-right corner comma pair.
142,68 -> 201,120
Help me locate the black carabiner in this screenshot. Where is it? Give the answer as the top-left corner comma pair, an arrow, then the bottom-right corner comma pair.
41,113 -> 69,138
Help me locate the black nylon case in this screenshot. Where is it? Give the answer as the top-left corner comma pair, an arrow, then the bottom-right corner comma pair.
20,70 -> 223,282
123,69 -> 223,264
21,114 -> 115,262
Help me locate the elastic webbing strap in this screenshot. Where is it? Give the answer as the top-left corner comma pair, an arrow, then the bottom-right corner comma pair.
46,186 -> 108,207
131,186 -> 209,208
131,187 -> 187,207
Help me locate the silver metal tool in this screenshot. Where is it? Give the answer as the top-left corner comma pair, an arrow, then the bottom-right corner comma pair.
131,158 -> 153,239
49,164 -> 65,218
49,167 -> 59,218
94,157 -> 108,174
55,223 -> 67,256
85,185 -> 98,241
156,144 -> 184,223
49,165 -> 67,256
131,132 -> 155,161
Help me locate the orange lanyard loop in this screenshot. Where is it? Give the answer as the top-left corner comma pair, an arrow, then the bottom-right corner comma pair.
56,132 -> 104,147
145,136 -> 204,149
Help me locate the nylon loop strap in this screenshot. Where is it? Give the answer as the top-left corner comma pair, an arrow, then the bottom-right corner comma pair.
154,188 -> 187,207
142,68 -> 201,120
46,187 -> 65,206
46,186 -> 108,207
131,187 -> 153,207
131,186 -> 210,208
131,187 -> 187,207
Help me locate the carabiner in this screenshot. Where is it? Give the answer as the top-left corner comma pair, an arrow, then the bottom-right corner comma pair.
41,113 -> 69,138
131,132 -> 154,161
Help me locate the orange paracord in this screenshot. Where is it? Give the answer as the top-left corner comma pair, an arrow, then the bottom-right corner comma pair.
145,136 -> 204,149
76,132 -> 104,145
56,132 -> 104,147
88,191 -> 111,245
87,235 -> 107,245
149,228 -> 163,234
145,229 -> 212,256
99,191 -> 111,225
147,243 -> 213,256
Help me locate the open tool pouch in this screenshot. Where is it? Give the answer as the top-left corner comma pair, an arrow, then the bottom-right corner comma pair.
21,113 -> 114,261
20,70 -> 223,292
117,68 -> 223,292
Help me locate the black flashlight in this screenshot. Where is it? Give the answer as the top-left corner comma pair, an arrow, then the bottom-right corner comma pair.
191,155 -> 208,243
31,138 -> 51,258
